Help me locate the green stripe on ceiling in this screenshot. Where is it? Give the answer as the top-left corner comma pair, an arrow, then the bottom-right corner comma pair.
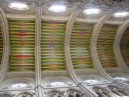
97,24 -> 118,68
120,26 -> 129,67
70,23 -> 94,70
0,24 -> 3,68
41,21 -> 66,71
8,20 -> 35,72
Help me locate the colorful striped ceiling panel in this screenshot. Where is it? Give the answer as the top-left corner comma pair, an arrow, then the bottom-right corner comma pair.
97,24 -> 118,68
70,23 -> 94,69
8,20 -> 35,72
0,24 -> 3,69
120,26 -> 129,67
41,21 -> 66,71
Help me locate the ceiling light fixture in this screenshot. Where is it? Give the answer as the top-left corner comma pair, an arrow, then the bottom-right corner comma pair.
50,82 -> 66,87
9,3 -> 29,10
84,79 -> 99,84
48,5 -> 67,12
114,12 -> 129,17
114,77 -> 127,81
83,8 -> 101,15
11,83 -> 27,88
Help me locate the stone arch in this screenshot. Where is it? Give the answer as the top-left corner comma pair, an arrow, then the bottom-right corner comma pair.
47,90 -> 65,97
66,88 -> 84,97
15,91 -> 34,97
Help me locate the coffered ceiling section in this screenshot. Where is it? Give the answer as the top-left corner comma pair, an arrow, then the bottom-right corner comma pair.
8,20 -> 35,72
97,24 -> 119,68
41,21 -> 66,71
70,22 -> 94,70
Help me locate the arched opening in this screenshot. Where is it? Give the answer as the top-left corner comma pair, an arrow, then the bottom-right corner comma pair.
108,85 -> 129,96
16,92 -> 33,97
67,89 -> 84,97
93,86 -> 113,97
47,90 -> 64,97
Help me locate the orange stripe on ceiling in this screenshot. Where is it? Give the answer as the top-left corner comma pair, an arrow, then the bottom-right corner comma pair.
17,33 -> 28,36
15,55 -> 29,58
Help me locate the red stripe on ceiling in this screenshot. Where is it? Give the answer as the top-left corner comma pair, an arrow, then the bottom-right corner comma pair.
16,55 -> 29,58
17,33 -> 28,36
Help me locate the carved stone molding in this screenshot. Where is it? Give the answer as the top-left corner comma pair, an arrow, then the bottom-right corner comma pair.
93,0 -> 129,6
67,0 -> 86,3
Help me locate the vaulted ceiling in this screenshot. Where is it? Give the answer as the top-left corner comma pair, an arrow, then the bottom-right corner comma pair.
0,0 -> 129,97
